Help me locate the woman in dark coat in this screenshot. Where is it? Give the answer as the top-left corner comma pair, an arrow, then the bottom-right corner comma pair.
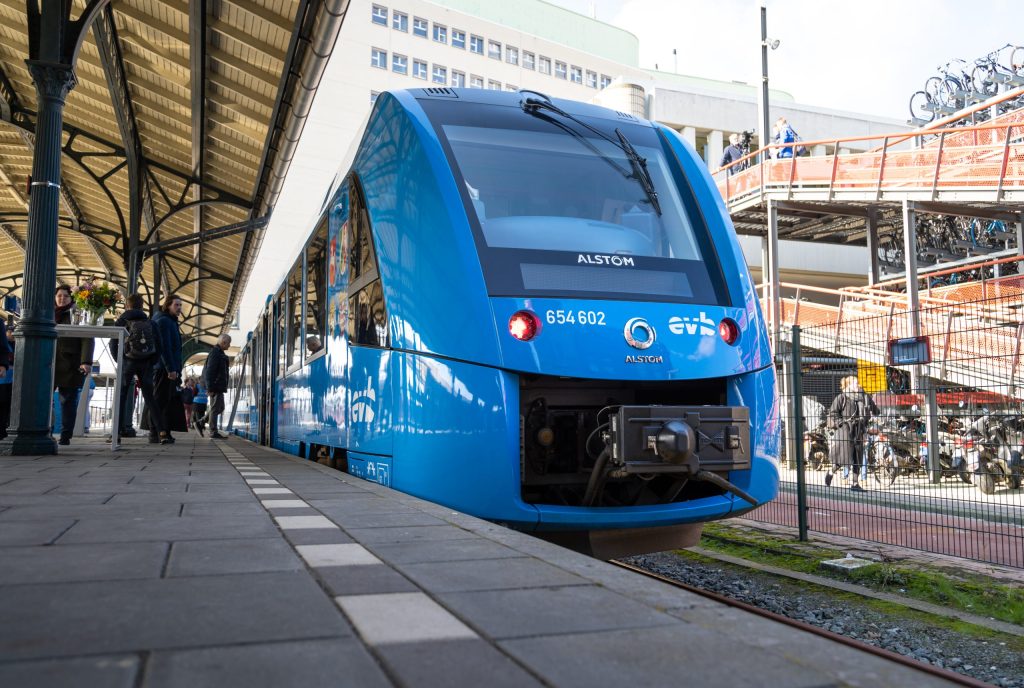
53,285 -> 95,445
825,375 -> 879,491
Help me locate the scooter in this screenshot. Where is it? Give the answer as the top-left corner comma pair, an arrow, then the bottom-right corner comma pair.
964,414 -> 1023,495
802,420 -> 830,471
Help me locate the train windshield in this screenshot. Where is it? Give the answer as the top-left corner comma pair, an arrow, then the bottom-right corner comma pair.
425,101 -> 728,304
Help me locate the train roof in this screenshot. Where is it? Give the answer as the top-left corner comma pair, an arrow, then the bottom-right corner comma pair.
400,88 -> 659,130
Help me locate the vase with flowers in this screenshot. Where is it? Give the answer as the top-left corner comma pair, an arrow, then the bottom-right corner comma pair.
72,280 -> 122,325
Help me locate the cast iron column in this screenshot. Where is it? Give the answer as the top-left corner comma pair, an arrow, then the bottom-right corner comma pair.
0,62 -> 77,455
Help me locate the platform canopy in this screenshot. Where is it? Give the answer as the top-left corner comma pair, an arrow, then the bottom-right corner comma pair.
0,0 -> 346,346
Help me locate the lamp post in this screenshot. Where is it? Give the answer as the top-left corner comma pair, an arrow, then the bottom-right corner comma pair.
756,1 -> 780,162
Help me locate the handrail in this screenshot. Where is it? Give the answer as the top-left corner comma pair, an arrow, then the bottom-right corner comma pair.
864,253 -> 1024,290
715,115 -> 1024,178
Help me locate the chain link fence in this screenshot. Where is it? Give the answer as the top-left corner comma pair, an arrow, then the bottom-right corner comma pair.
748,293 -> 1024,568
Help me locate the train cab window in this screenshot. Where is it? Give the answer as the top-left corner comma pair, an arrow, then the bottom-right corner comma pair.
304,220 -> 328,359
422,102 -> 729,305
347,178 -> 388,347
286,261 -> 303,369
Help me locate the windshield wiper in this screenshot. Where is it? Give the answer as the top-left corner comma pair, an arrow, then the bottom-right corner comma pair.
521,94 -> 663,216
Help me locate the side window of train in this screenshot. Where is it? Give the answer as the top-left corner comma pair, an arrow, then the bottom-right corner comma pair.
286,260 -> 303,370
275,292 -> 286,376
346,177 -> 388,347
304,219 -> 328,359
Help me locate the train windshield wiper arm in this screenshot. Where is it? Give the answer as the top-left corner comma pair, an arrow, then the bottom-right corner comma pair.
521,95 -> 663,215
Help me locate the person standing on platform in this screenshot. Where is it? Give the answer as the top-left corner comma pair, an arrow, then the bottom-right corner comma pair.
824,376 -> 879,492
0,320 -> 12,440
151,294 -> 183,444
719,134 -> 745,174
110,294 -> 167,443
53,284 -> 94,446
181,378 -> 196,431
202,334 -> 231,439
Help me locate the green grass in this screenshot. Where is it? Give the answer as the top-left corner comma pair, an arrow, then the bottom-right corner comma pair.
686,522 -> 1024,628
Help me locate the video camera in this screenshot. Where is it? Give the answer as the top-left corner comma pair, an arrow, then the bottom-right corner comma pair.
739,130 -> 755,155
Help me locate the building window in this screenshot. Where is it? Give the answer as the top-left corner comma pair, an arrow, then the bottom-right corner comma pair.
538,56 -> 551,75
412,60 -> 427,79
370,48 -> 387,70
488,40 -> 501,60
505,84 -> 518,92
523,51 -> 535,70
412,16 -> 428,37
487,79 -> 501,90
554,61 -> 567,79
570,65 -> 582,84
433,23 -> 447,43
451,70 -> 466,87
432,65 -> 447,84
371,4 -> 387,25
469,34 -> 484,54
586,70 -> 598,88
469,74 -> 484,88
452,29 -> 466,49
392,10 -> 408,31
370,91 -> 380,103
600,74 -> 612,89
506,46 -> 518,65
392,53 -> 407,75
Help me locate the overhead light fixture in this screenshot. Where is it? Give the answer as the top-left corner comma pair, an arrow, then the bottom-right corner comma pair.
764,38 -> 780,50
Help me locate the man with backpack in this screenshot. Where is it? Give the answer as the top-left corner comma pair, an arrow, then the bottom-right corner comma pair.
201,334 -> 231,439
110,293 -> 168,443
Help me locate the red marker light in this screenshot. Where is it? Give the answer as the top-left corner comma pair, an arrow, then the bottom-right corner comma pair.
718,318 -> 740,345
509,310 -> 540,341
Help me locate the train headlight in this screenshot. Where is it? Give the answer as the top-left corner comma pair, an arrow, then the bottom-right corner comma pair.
509,310 -> 541,341
718,318 -> 740,346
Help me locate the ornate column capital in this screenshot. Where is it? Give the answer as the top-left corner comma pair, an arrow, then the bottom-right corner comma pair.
25,60 -> 77,103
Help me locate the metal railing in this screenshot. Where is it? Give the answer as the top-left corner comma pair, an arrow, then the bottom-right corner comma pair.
750,312 -> 1024,568
716,88 -> 1024,207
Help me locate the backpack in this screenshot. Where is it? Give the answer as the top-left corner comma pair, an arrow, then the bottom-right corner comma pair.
124,318 -> 158,360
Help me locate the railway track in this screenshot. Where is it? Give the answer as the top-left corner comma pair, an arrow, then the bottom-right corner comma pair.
611,559 -> 994,688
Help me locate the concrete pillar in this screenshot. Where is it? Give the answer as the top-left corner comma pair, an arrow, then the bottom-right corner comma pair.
708,130 -> 724,168
680,126 -> 696,149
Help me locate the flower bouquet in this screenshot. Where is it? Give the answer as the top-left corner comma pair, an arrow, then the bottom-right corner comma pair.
73,280 -> 122,325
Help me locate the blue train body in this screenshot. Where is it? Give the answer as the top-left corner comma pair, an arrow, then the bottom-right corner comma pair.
230,89 -> 779,555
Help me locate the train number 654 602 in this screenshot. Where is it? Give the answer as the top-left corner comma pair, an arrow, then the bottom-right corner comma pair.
545,309 -> 606,326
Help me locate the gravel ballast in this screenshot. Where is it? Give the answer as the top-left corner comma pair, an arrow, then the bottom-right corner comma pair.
627,552 -> 1024,687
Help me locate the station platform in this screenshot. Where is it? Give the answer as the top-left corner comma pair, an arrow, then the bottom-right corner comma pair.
0,435 -> 958,687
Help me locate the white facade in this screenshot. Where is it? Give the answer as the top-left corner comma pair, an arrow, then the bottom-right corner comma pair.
233,0 -> 896,336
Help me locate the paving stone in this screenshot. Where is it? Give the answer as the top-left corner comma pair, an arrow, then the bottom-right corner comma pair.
439,585 -> 677,639
180,501 -> 267,516
0,479 -> 64,495
108,491 -> 256,504
324,511 -> 449,529
0,542 -> 167,584
166,538 -> 304,576
144,638 -> 390,688
336,592 -> 477,645
54,482 -> 188,494
0,493 -> 111,506
283,528 -> 355,546
57,514 -> 277,544
377,639 -> 543,688
316,564 -> 419,597
245,479 -> 279,485
344,525 -> 477,545
498,625 -> 830,688
0,654 -> 140,688
252,487 -> 293,495
0,503 -> 181,521
260,499 -> 310,510
295,543 -> 382,567
0,518 -> 76,546
275,515 -> 338,530
366,538 -> 522,565
397,557 -> 587,593
0,571 -> 351,660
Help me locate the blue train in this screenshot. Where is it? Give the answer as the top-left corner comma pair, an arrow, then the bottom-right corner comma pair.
229,88 -> 779,557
